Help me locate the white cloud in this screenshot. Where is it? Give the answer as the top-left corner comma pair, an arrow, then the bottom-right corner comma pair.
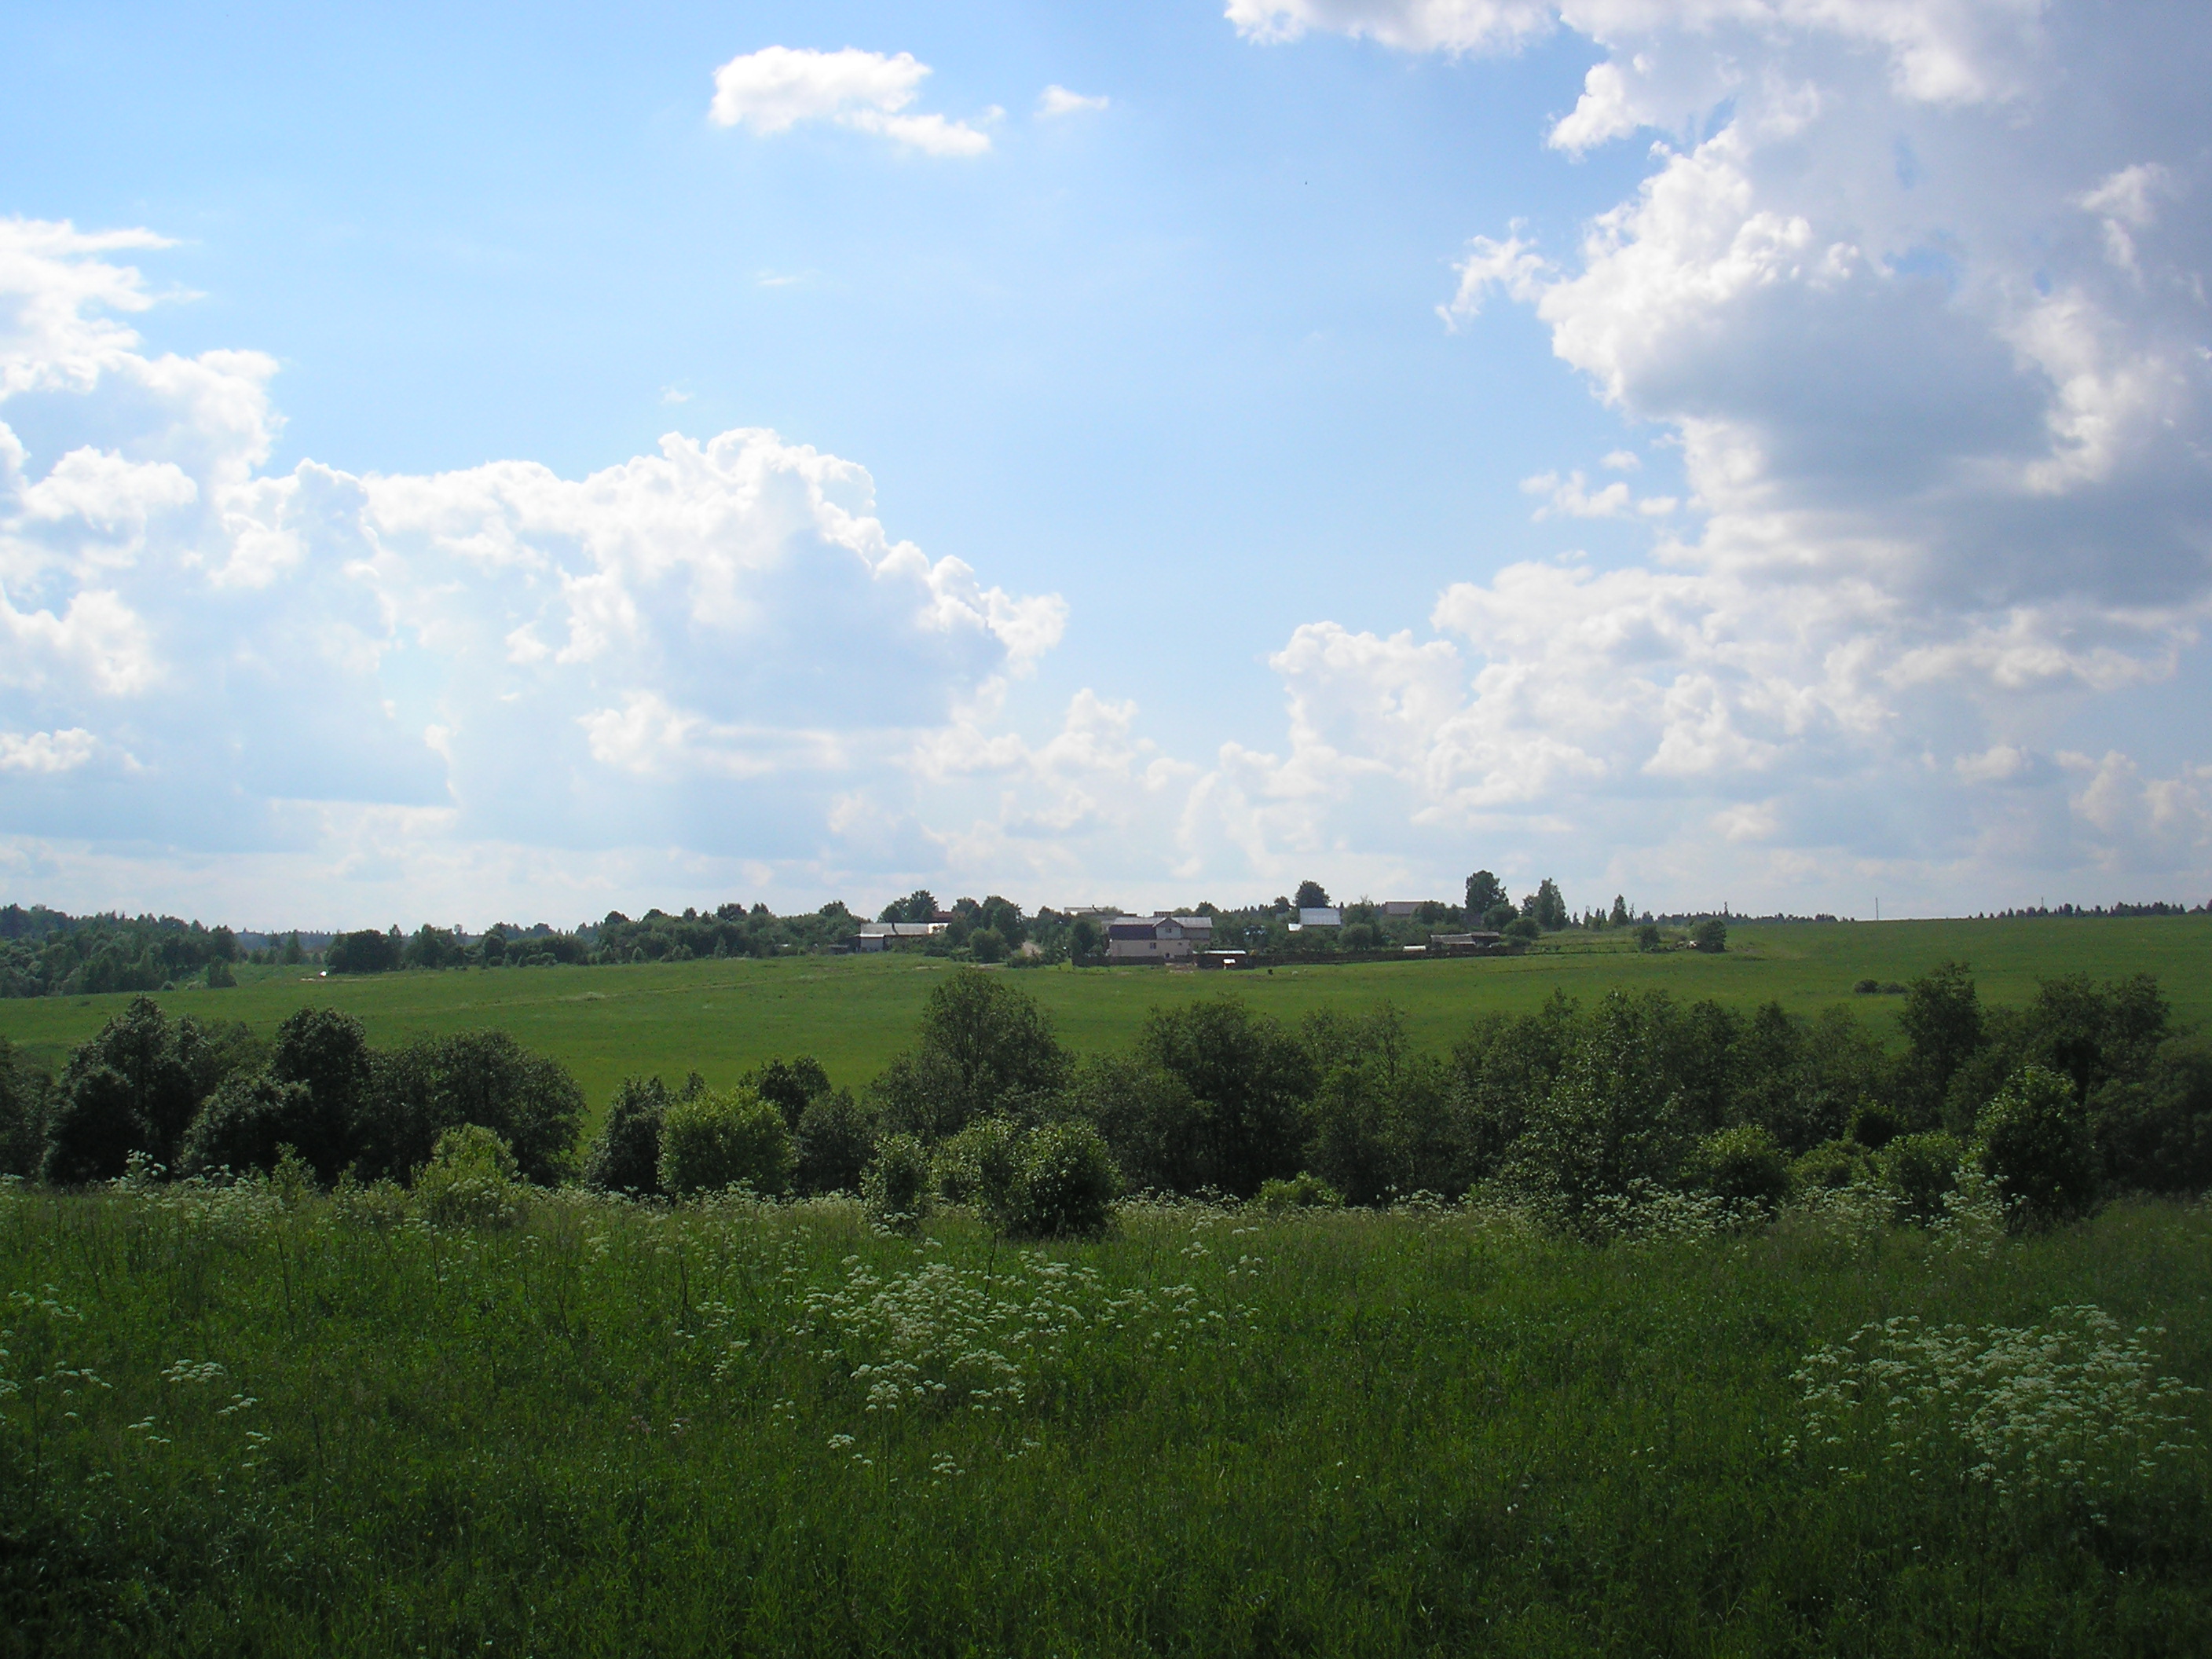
1038,85 -> 1109,116
1212,0 -> 2212,906
708,46 -> 990,156
0,727 -> 97,774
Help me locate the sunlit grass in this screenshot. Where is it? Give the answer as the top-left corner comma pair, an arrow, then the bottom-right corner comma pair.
4,1178 -> 2208,1654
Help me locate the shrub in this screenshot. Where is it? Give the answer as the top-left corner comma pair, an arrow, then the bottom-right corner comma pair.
205,958 -> 236,988
1635,924 -> 1663,952
656,1087 -> 795,1199
1975,1064 -> 2097,1228
413,1124 -> 526,1228
862,1133 -> 936,1230
1255,1172 -> 1342,1214
1504,916 -> 1541,944
1792,1137 -> 1874,1192
582,1076 -> 670,1196
1846,1097 -> 1905,1152
1882,1130 -> 1962,1224
1005,1119 -> 1119,1239
0,1039 -> 47,1180
1686,1122 -> 1789,1209
175,1072 -> 320,1181
1690,918 -> 1728,954
936,1115 -> 1024,1211
795,1089 -> 876,1195
2089,1046 -> 2212,1193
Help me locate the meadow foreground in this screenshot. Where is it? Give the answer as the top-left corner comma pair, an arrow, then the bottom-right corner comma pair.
3,1179 -> 2207,1656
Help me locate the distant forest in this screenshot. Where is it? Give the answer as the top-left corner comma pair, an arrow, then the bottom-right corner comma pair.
2,884 -> 2207,999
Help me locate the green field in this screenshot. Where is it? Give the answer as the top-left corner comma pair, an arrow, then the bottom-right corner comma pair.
5,917 -> 2208,1111
4,1182 -> 2207,1654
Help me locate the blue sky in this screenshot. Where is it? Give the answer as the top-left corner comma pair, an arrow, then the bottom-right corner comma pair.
2,2 -> 2208,928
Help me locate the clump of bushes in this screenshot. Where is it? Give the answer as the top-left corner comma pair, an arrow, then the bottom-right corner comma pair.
1255,1172 -> 1342,1214
656,1086 -> 795,1198
1974,1064 -> 2097,1229
863,1133 -> 936,1231
1687,1123 -> 1789,1209
414,1125 -> 526,1227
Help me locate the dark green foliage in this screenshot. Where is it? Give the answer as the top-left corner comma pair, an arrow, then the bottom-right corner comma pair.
174,1072 -> 317,1180
2089,1044 -> 2212,1193
1133,997 -> 1313,1198
872,972 -> 1071,1141
203,958 -> 236,988
1847,1096 -> 1905,1151
582,1075 -> 672,1195
1686,1122 -> 1790,1209
1976,1064 -> 2098,1228
1509,993 -> 1694,1229
1635,922 -> 1663,951
794,1088 -> 876,1195
0,904 -> 239,998
1294,879 -> 1331,910
1059,1054 -> 1205,1194
1464,870 -> 1504,916
657,1087 -> 796,1198
402,925 -> 467,969
1504,914 -> 1540,943
412,1124 -> 525,1227
1883,1130 -> 1963,1223
1608,894 -> 1630,926
1526,878 -> 1569,932
749,1054 -> 831,1130
0,1037 -> 47,1177
39,998 -> 211,1181
1301,1004 -> 1456,1204
862,1131 -> 935,1227
268,1007 -> 369,1180
1899,959 -> 1984,1108
1002,1119 -> 1118,1238
1690,917 -> 1728,953
359,1029 -> 584,1186
326,928 -> 401,975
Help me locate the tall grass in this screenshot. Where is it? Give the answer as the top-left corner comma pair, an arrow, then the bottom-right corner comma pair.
3,1177 -> 2208,1655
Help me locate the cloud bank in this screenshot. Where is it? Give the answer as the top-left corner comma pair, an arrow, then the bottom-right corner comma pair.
1202,0 -> 2212,910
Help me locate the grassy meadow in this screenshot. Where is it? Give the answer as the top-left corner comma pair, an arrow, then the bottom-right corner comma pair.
3,1180 -> 2207,1655
4,916 -> 2208,1115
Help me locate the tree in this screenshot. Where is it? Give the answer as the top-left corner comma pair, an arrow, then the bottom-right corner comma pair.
1609,895 -> 1630,927
749,1055 -> 831,1130
1899,961 -> 1984,1103
795,1089 -> 877,1194
1526,880 -> 1569,932
872,971 -> 1071,1141
880,889 -> 939,925
1976,1064 -> 2097,1228
327,928 -> 401,975
267,1007 -> 371,1182
1069,915 -> 1104,964
1690,917 -> 1728,953
358,1030 -> 584,1185
1465,870 -> 1505,917
1134,997 -> 1313,1197
1294,880 -> 1331,910
582,1075 -> 672,1195
0,1038 -> 49,1179
42,997 -> 203,1181
176,1072 -> 318,1180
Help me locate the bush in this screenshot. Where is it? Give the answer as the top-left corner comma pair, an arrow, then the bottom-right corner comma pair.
2089,1046 -> 2212,1194
582,1076 -> 670,1196
175,1072 -> 320,1181
1791,1137 -> 1874,1192
0,1040 -> 47,1180
1686,1122 -> 1789,1209
1976,1064 -> 2097,1228
204,959 -> 236,989
1254,1172 -> 1342,1214
1846,1097 -> 1905,1152
1690,918 -> 1728,954
795,1089 -> 876,1195
862,1133 -> 936,1230
1504,916 -> 1541,944
413,1124 -> 526,1228
1882,1130 -> 1962,1224
936,1115 -> 1024,1211
1635,924 -> 1663,952
1004,1119 -> 1119,1239
358,1030 -> 584,1187
656,1087 -> 795,1199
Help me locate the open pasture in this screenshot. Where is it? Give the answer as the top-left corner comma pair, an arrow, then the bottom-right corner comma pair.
2,916 -> 2207,1111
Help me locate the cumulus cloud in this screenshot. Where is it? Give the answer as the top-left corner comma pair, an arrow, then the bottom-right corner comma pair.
0,218 -> 1096,921
708,46 -> 991,156
1208,0 -> 2212,907
1037,85 -> 1109,116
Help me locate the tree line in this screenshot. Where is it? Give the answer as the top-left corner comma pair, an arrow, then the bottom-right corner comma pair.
5,961 -> 2203,1241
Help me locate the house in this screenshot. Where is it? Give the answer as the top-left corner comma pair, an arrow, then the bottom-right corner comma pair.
1105,914 -> 1214,962
1382,900 -> 1437,919
1289,906 -> 1342,932
1427,931 -> 1505,957
855,921 -> 948,952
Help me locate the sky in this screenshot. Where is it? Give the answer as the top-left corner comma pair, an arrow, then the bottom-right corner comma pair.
2,0 -> 2208,930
